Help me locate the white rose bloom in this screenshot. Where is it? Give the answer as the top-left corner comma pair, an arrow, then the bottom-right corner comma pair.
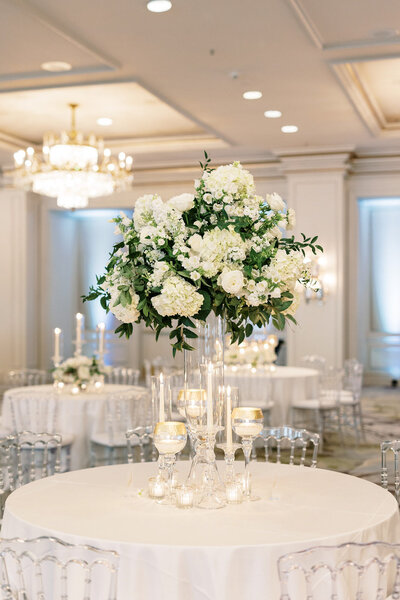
151,276 -> 203,317
109,288 -> 140,323
287,208 -> 296,230
167,193 -> 195,212
220,269 -> 244,295
214,203 -> 223,211
266,193 -> 286,212
188,233 -> 203,253
279,218 -> 287,230
78,366 -> 91,381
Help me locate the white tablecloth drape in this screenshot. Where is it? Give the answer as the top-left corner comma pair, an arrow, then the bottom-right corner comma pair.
225,366 -> 319,423
1,384 -> 148,470
2,462 -> 398,600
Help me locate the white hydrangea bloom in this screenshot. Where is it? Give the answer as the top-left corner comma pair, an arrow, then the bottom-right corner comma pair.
202,162 -> 255,200
109,287 -> 140,323
199,227 -> 246,277
151,276 -> 203,317
263,249 -> 304,290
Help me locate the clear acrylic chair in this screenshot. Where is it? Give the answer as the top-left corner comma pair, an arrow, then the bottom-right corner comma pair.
340,359 -> 364,441
90,389 -> 150,466
105,367 -> 140,386
261,426 -> 319,467
381,439 -> 400,505
9,390 -> 73,471
278,540 -> 400,600
5,369 -> 47,387
10,431 -> 62,489
290,367 -> 343,450
300,355 -> 326,378
0,536 -> 119,599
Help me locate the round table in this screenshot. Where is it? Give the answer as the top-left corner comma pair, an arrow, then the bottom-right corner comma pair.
225,365 -> 319,423
2,462 -> 398,600
1,384 -> 148,470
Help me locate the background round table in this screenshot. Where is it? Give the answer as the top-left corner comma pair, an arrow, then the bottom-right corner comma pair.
1,384 -> 148,470
225,365 -> 319,423
2,462 -> 398,600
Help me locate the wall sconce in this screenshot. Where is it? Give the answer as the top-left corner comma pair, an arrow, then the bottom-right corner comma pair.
304,256 -> 325,303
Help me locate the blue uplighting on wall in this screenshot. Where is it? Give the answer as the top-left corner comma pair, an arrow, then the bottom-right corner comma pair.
69,208 -> 133,330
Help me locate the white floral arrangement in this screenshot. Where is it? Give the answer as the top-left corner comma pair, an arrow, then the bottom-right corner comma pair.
225,340 -> 277,368
84,154 -> 322,354
53,356 -> 108,389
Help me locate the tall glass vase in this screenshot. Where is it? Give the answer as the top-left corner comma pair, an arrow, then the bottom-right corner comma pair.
183,314 -> 226,509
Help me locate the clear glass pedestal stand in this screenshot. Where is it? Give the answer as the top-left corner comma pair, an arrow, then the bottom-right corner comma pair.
187,426 -> 226,509
216,442 -> 241,483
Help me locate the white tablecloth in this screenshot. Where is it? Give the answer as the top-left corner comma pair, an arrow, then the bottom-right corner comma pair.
225,365 -> 319,423
2,462 -> 398,600
1,384 -> 148,470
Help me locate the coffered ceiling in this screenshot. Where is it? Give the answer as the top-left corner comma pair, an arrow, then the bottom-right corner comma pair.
1,0 -> 400,170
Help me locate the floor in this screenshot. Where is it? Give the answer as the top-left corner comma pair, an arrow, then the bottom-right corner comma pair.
252,386 -> 400,487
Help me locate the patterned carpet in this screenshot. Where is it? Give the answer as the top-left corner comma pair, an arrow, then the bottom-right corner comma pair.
299,386 -> 400,485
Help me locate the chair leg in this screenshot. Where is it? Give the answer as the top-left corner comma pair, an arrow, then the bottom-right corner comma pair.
315,409 -> 324,452
352,405 -> 360,443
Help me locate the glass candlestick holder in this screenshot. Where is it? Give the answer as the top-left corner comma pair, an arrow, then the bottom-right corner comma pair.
216,442 -> 241,483
232,407 -> 264,501
153,421 -> 187,506
187,425 -> 226,510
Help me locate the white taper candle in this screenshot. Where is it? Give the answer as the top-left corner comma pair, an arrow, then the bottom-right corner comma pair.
54,328 -> 61,364
97,322 -> 105,354
159,372 -> 165,422
207,362 -> 213,431
226,385 -> 232,450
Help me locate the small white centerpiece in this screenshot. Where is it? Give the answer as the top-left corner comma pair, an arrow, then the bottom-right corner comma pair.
53,356 -> 108,394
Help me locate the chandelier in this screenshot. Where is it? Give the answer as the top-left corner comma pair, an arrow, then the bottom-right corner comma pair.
11,104 -> 133,209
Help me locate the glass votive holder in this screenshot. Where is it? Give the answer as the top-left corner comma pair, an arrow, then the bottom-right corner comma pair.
175,484 -> 194,509
225,481 -> 243,504
148,476 -> 166,499
236,472 -> 251,495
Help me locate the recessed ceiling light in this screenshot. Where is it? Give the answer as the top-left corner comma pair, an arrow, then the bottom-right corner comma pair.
264,110 -> 282,118
147,0 -> 172,12
281,125 -> 298,133
41,61 -> 72,72
97,117 -> 113,126
243,90 -> 262,100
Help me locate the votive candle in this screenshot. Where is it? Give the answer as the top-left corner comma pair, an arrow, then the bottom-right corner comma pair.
175,484 -> 194,509
148,476 -> 165,499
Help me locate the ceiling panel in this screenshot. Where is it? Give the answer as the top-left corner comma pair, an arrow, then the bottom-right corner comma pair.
0,81 -> 204,144
0,0 -> 113,82
295,0 -> 400,47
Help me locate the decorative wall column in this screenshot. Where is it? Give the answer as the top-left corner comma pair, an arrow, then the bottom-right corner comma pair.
0,189 -> 41,372
281,152 -> 351,368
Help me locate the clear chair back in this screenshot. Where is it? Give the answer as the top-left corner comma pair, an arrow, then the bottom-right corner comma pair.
106,367 -> 139,386
261,426 -> 319,467
300,355 -> 326,376
278,540 -> 400,599
105,390 -> 150,445
125,390 -> 155,462
10,432 -> 62,489
9,390 -> 59,434
381,439 -> 400,504
0,536 -> 119,599
343,359 -> 363,398
320,366 -> 343,406
6,369 -> 47,387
